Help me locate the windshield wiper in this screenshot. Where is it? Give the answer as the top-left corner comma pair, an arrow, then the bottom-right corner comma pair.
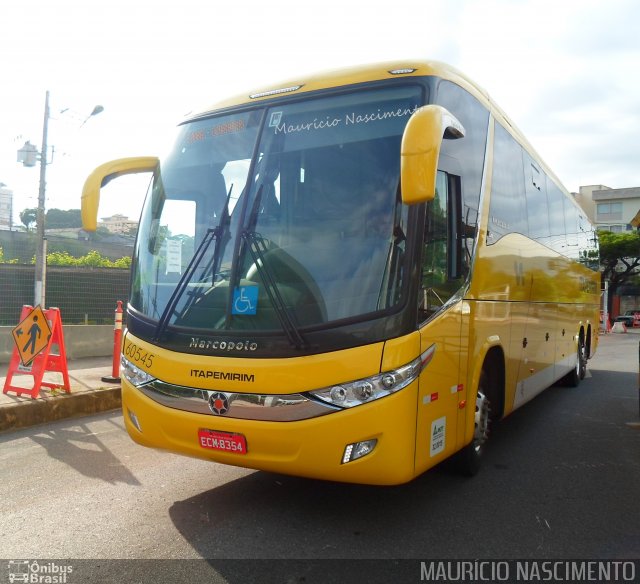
152,228 -> 217,342
152,185 -> 234,342
379,182 -> 406,310
241,230 -> 308,350
238,181 -> 308,349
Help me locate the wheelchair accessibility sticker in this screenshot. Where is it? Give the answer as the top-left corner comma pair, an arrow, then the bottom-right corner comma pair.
232,285 -> 259,315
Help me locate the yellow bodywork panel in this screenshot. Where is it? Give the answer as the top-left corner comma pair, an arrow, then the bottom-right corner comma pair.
415,301 -> 470,475
81,157 -> 158,231
122,332 -> 424,485
124,333 -> 388,394
122,380 -> 419,485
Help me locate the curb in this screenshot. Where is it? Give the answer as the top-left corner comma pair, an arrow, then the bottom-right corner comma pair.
0,387 -> 122,434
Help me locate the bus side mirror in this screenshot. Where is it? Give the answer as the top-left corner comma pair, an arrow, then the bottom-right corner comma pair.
400,105 -> 465,205
81,156 -> 159,231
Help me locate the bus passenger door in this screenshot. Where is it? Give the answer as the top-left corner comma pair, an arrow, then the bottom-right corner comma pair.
415,171 -> 469,475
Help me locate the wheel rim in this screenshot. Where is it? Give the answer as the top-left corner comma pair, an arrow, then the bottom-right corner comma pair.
578,341 -> 587,379
473,390 -> 490,454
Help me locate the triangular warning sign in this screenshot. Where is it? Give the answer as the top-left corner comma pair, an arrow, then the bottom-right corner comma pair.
11,305 -> 52,366
3,306 -> 70,399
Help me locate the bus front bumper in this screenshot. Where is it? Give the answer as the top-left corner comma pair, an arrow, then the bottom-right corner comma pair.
121,378 -> 420,486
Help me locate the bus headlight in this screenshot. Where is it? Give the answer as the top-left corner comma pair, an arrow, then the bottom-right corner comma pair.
121,355 -> 156,387
308,345 -> 435,408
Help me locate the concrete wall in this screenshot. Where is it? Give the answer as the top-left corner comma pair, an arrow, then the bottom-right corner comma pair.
0,324 -> 114,364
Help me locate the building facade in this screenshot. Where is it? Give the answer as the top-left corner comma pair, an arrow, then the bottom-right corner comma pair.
0,184 -> 13,230
578,185 -> 640,232
99,214 -> 138,235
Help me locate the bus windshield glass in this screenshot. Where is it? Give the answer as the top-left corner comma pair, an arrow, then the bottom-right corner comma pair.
131,85 -> 423,335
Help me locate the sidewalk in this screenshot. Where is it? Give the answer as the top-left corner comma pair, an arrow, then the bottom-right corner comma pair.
0,356 -> 121,433
1,327 -> 637,435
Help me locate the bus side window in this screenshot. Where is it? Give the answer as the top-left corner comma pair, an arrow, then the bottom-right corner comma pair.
525,156 -> 550,242
419,170 -> 464,323
488,123 -> 528,243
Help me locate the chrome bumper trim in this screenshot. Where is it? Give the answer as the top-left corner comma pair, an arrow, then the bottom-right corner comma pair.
138,380 -> 340,421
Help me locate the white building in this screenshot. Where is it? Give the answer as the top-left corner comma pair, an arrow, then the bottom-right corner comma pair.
0,184 -> 13,230
577,185 -> 640,232
99,214 -> 138,235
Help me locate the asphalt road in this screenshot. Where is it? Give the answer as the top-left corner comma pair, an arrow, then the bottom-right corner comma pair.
1,332 -> 639,582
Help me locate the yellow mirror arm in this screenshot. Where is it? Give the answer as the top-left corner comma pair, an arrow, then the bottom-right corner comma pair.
81,156 -> 159,231
400,105 -> 465,205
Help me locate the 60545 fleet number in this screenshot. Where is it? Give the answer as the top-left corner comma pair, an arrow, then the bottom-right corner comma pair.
124,342 -> 154,368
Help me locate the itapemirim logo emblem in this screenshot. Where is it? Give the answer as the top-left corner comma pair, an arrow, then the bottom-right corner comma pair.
208,391 -> 230,415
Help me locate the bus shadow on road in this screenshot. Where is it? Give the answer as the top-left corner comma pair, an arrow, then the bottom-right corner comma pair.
167,404 -> 567,563
28,412 -> 141,486
168,366 -> 640,567
168,462 -> 470,562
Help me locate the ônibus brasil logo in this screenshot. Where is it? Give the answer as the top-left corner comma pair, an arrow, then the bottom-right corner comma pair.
7,560 -> 73,584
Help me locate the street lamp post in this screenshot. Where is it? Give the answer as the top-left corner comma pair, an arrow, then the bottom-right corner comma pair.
17,91 -> 103,308
33,90 -> 50,308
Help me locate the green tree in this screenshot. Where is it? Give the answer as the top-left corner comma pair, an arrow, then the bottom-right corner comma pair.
27,249 -> 131,268
0,247 -> 18,264
599,230 -> 640,310
46,208 -> 82,229
89,225 -> 116,241
20,208 -> 38,231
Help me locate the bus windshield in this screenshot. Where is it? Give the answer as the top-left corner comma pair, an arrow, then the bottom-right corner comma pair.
131,86 -> 423,337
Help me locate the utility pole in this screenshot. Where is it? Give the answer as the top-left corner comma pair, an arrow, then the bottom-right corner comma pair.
17,92 -> 103,307
34,90 -> 50,308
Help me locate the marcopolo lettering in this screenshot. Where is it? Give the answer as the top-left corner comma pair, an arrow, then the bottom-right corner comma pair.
189,337 -> 258,352
190,369 -> 255,382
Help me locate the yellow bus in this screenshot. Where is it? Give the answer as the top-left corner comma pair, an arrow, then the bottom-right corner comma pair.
81,61 -> 600,485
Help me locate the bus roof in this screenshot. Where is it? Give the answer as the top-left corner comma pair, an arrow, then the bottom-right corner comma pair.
189,61 -> 488,116
188,61 -> 522,156
187,60 -> 574,204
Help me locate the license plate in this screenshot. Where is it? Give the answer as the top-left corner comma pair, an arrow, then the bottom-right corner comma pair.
198,429 -> 247,454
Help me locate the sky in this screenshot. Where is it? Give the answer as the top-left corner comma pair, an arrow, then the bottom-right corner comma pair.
1,0 -> 639,227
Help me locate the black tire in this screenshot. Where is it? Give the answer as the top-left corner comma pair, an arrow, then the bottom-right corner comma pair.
563,337 -> 586,387
454,370 -> 492,476
578,338 -> 587,380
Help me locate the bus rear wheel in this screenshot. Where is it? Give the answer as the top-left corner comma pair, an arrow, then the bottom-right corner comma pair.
563,337 -> 586,387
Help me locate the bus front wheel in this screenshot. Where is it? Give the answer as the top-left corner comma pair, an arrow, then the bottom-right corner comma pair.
455,370 -> 492,476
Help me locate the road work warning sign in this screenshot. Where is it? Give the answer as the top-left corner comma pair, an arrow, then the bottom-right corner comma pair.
11,305 -> 52,366
3,305 -> 70,399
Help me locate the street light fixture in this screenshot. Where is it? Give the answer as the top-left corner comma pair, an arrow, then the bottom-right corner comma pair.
81,105 -> 104,128
17,91 -> 104,308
